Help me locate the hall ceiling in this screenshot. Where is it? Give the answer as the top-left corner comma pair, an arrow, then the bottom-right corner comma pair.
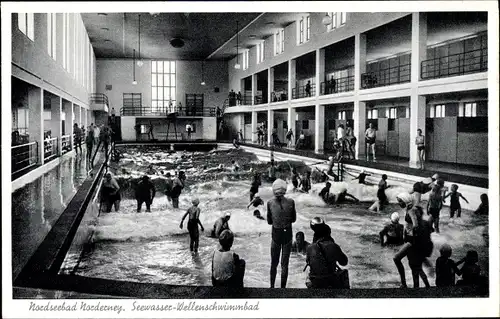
81,12 -> 301,61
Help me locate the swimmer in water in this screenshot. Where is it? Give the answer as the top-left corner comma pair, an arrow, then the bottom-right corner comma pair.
380,212 -> 404,246
291,231 -> 310,254
290,167 -> 300,191
249,173 -> 261,201
298,171 -> 311,193
347,169 -> 371,185
247,193 -> 265,220
179,198 -> 205,252
231,160 -> 240,173
369,174 -> 390,213
443,184 -> 469,218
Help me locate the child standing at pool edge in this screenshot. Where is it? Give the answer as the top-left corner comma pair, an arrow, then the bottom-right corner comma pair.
180,198 -> 205,252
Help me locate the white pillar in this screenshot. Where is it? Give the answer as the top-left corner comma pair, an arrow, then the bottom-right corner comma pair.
287,106 -> 297,146
354,33 -> 367,92
251,74 -> 257,106
288,59 -> 296,101
315,104 -> 325,153
409,12 -> 427,168
74,104 -> 81,126
63,100 -> 74,149
353,100 -> 366,159
251,111 -> 258,143
268,67 -> 274,103
315,48 -> 325,97
50,95 -> 62,156
268,109 -> 274,146
28,86 -> 44,165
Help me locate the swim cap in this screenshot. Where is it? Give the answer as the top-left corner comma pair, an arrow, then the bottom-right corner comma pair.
391,212 -> 400,223
192,198 -> 200,205
396,193 -> 413,206
219,230 -> 234,248
225,212 -> 231,218
272,179 -> 287,196
254,193 -> 260,198
310,217 -> 325,228
328,156 -> 334,161
440,243 -> 452,257
422,177 -> 432,184
105,172 -> 112,178
432,173 -> 440,180
360,170 -> 366,174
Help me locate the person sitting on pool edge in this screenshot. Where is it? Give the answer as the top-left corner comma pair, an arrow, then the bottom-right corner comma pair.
291,231 -> 310,254
212,212 -> 231,238
380,212 -> 404,247
212,230 -> 246,288
179,198 -> 204,252
247,193 -> 265,220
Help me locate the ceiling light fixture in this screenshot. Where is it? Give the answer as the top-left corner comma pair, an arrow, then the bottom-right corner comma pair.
322,13 -> 332,26
201,60 -> 206,85
234,20 -> 241,69
137,14 -> 143,67
132,49 -> 137,85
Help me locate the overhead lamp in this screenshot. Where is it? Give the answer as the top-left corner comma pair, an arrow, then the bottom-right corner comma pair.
137,14 -> 144,67
322,13 -> 332,26
201,60 -> 206,85
132,49 -> 137,85
234,20 -> 241,69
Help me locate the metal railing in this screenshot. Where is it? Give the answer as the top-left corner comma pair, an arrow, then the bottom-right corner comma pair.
421,48 -> 488,80
242,95 -> 253,105
44,137 -> 59,161
61,135 -> 72,154
254,95 -> 267,105
90,93 -> 109,106
12,141 -> 38,175
361,63 -> 411,89
320,75 -> 355,95
292,83 -> 316,99
271,90 -> 288,102
120,106 -> 217,117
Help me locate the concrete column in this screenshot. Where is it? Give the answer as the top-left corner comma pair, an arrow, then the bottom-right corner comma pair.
251,74 -> 257,106
50,95 -> 62,156
287,106 -> 297,146
409,95 -> 426,167
354,33 -> 367,92
87,109 -> 93,126
267,109 -> 274,146
28,86 -> 44,165
315,48 -> 325,97
268,67 -> 274,103
353,100 -> 366,159
251,111 -> 258,143
288,59 -> 296,101
314,104 -> 325,153
411,12 -> 427,83
73,104 -> 81,146
63,100 -> 74,149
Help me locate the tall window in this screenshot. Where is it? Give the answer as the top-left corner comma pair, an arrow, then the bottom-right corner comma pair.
327,12 -> 347,31
73,14 -> 77,80
151,61 -> 176,112
17,13 -> 34,40
388,107 -> 397,119
430,104 -> 446,118
47,13 -> 57,60
274,28 -> 284,55
242,49 -> 249,70
256,41 -> 264,64
298,15 -> 310,44
459,102 -> 477,117
337,111 -> 346,120
367,109 -> 378,119
63,14 -> 68,70
340,12 -> 347,25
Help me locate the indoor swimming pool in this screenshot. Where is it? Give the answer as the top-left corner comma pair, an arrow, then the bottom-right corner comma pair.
73,147 -> 489,289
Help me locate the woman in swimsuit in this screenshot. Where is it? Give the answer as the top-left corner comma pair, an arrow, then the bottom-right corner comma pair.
365,123 -> 377,162
415,129 -> 425,169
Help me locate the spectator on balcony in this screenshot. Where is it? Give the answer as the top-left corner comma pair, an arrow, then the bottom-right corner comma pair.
329,76 -> 337,94
73,123 -> 83,155
12,130 -> 21,146
229,89 -> 236,106
305,81 -> 312,97
237,91 -> 242,105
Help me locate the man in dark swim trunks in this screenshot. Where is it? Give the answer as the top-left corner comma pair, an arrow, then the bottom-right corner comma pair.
365,122 -> 377,162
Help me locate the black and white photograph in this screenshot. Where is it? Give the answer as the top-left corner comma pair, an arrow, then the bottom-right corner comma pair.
2,1 -> 499,318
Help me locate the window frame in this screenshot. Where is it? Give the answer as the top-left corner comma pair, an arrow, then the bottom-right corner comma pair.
256,41 -> 265,64
242,49 -> 250,70
151,60 -> 177,112
274,28 -> 285,55
47,13 -> 57,60
18,13 -> 34,41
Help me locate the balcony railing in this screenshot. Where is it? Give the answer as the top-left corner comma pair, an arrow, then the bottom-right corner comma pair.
61,135 -> 72,154
320,76 -> 355,95
44,137 -> 59,161
120,106 -> 217,117
90,93 -> 109,106
12,141 -> 38,175
292,83 -> 316,99
271,90 -> 288,103
254,95 -> 268,105
421,48 -> 488,80
241,95 -> 253,105
361,63 -> 411,89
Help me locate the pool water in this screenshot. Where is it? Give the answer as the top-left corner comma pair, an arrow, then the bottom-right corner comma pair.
75,148 -> 489,289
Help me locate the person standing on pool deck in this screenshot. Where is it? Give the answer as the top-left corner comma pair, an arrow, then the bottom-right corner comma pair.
365,122 -> 377,162
267,179 -> 297,288
415,128 -> 425,169
179,198 -> 204,252
171,171 -> 186,208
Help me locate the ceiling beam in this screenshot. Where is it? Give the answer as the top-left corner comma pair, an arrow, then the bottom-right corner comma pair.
205,13 -> 266,60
